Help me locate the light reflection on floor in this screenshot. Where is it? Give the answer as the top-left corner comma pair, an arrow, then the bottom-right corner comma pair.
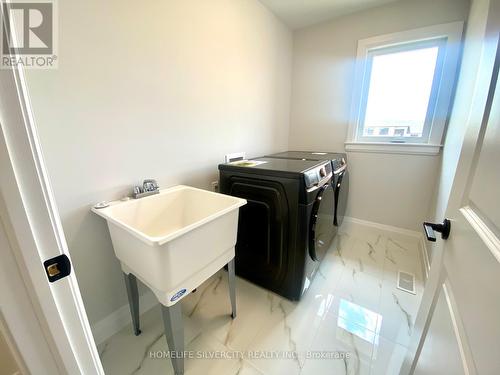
337,298 -> 382,345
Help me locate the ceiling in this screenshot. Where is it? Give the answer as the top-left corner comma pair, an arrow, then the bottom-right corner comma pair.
258,0 -> 402,29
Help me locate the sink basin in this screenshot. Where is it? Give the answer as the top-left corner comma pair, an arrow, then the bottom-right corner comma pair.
92,185 -> 246,306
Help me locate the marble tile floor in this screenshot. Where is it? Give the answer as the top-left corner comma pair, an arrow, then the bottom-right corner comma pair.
98,221 -> 425,375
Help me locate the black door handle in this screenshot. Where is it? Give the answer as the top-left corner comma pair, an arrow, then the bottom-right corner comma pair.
43,254 -> 72,282
423,219 -> 451,242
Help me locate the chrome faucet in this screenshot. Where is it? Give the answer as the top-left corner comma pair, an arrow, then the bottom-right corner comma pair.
132,179 -> 160,199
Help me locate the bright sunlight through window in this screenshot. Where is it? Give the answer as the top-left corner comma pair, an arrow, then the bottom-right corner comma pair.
362,45 -> 440,140
348,24 -> 463,154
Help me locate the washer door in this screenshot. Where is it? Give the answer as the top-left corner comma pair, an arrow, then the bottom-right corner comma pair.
309,183 -> 335,261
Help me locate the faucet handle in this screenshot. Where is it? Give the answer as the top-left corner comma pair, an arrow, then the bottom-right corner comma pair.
143,179 -> 159,192
133,185 -> 143,195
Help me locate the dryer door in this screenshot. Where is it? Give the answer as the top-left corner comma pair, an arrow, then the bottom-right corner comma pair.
334,170 -> 349,227
309,183 -> 335,261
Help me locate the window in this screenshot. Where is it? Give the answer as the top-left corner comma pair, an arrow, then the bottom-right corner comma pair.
347,23 -> 463,155
361,40 -> 443,141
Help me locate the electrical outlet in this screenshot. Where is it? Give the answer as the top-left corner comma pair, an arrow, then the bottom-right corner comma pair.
225,152 -> 246,163
211,181 -> 219,192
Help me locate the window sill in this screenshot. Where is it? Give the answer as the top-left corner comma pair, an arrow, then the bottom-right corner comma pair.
344,142 -> 442,155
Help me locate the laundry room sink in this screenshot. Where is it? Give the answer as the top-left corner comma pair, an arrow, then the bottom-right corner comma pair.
92,185 -> 246,305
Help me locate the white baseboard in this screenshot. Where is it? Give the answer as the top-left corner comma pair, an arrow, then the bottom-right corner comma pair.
343,216 -> 422,238
343,216 -> 430,281
91,291 -> 158,345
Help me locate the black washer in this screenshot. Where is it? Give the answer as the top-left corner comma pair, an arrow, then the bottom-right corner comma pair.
218,157 -> 333,300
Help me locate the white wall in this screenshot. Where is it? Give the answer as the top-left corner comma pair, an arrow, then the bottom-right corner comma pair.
24,0 -> 292,325
289,0 -> 470,230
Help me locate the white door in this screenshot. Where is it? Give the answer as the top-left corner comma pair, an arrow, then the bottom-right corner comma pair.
402,26 -> 500,375
0,48 -> 104,375
0,193 -> 60,374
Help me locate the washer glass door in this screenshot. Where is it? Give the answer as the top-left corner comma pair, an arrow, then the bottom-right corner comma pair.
309,183 -> 335,261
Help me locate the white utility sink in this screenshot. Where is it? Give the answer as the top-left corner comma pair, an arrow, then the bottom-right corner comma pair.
92,185 -> 246,306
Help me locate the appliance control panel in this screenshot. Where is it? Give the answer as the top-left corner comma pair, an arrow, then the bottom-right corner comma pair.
303,162 -> 332,189
332,157 -> 347,174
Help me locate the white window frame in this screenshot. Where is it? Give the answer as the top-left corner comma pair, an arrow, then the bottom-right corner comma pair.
346,22 -> 464,155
